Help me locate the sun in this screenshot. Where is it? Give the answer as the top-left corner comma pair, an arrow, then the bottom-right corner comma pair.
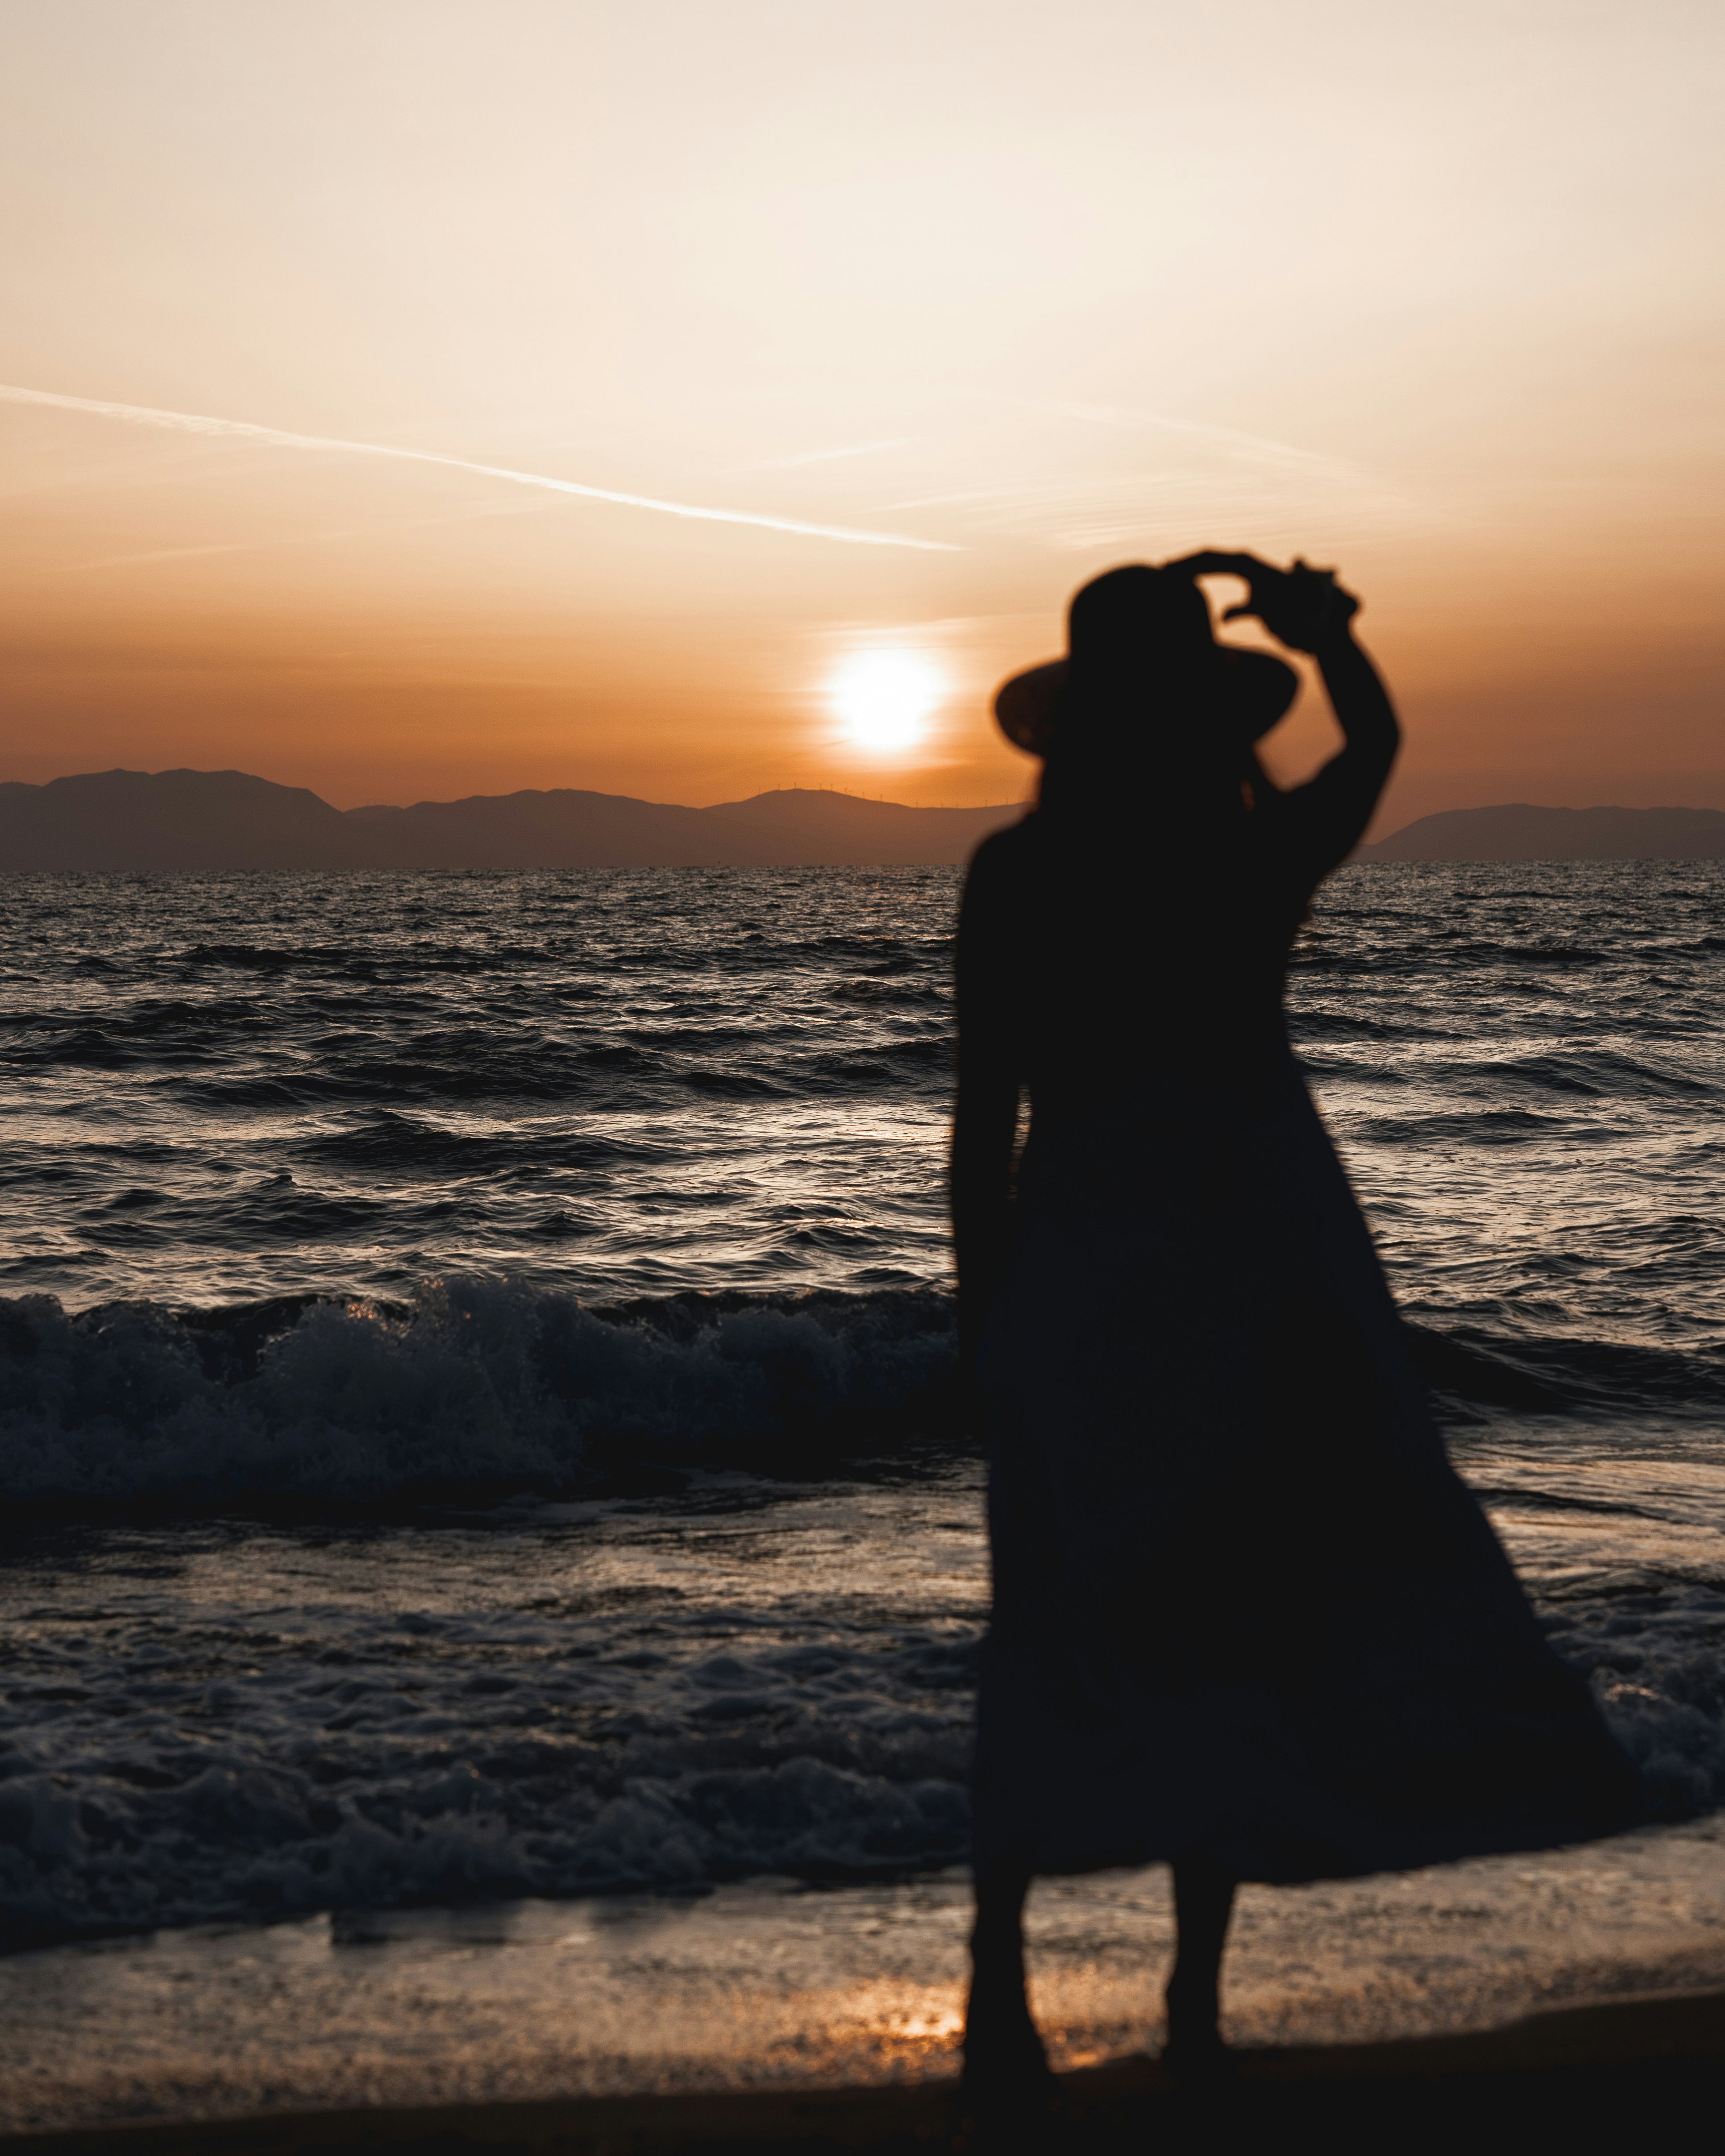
829,648 -> 944,754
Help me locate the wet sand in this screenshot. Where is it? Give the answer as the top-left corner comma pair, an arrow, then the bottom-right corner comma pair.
6,1826 -> 1722,2148
5,1987 -> 1722,2152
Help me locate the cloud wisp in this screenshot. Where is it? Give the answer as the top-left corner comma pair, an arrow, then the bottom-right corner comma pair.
743,437 -> 922,470
877,396 -> 1427,553
0,384 -> 959,552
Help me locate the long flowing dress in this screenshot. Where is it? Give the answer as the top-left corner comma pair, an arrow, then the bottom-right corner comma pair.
960,748 -> 1645,1886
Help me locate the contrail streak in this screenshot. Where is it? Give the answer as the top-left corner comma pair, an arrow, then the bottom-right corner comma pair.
0,383 -> 960,552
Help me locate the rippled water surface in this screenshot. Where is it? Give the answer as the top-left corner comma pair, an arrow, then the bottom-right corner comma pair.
0,862 -> 1721,1949
2,862 -> 1720,1335
1,868 -> 963,1307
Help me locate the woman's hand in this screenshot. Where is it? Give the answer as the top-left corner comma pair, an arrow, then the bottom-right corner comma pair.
1167,550 -> 1360,654
1224,558 -> 1358,653
1167,548 -> 1397,869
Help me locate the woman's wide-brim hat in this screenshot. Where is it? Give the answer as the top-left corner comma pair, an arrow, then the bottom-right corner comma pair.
993,647 -> 1298,758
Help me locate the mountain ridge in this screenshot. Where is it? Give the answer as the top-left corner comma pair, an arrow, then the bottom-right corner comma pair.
0,769 -> 1026,870
3,770 -> 1722,870
1354,803 -> 1725,863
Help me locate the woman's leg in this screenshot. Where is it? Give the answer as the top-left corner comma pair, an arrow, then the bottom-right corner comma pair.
962,1855 -> 1050,2087
1165,1857 -> 1237,2058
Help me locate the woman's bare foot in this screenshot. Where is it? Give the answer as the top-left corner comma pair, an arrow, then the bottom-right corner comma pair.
961,1969 -> 1054,2095
1160,2004 -> 1234,2084
957,1981 -> 1061,2151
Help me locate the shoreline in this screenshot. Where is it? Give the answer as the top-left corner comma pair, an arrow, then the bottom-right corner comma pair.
8,1987 -> 1723,2152
7,1833 -> 1723,2144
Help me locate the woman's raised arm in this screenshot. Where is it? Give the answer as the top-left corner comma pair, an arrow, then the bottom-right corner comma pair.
1292,614 -> 1401,872
1178,552 -> 1401,875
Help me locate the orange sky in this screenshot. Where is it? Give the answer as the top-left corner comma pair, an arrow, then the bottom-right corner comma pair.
1,0 -> 1720,833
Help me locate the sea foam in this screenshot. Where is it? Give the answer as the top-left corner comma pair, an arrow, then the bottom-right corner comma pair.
0,1280 -> 959,1506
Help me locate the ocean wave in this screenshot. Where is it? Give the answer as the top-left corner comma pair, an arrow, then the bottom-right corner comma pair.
1,1282 -> 1720,1512
303,1115 -> 628,1174
0,1753 -> 974,1952
0,1281 -> 961,1508
172,1055 -> 684,1114
1401,1049 -> 1719,1103
0,1552 -> 1716,1953
1348,1109 -> 1567,1144
674,1067 -> 790,1100
0,1571 -> 981,1951
1402,1321 -> 1725,1421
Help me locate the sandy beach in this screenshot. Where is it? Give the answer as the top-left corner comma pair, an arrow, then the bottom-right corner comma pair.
3,1986 -> 1721,2152
4,1821 -> 1723,2150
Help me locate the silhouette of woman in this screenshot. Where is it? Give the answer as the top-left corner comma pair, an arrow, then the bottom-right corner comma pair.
951,553 -> 1644,2101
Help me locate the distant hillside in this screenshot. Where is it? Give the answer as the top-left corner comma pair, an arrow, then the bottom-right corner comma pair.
1357,805 -> 1725,863
11,774 -> 1718,873
0,769 -> 1023,872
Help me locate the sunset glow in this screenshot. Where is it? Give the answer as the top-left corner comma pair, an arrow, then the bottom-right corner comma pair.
0,2 -> 1719,828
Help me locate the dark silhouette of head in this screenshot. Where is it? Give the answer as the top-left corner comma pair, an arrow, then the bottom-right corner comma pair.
1067,563 -> 1214,682
994,563 -> 1297,784
1023,564 -> 1297,836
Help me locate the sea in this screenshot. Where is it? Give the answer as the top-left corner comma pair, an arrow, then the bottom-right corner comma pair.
0,858 -> 1722,2117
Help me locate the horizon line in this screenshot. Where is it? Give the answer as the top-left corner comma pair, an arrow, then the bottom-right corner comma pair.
5,768 -> 1722,827
2,766 -> 1030,814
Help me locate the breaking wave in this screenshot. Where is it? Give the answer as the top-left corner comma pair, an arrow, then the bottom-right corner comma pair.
1,1279 -> 1721,1511
0,1280 -> 961,1508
